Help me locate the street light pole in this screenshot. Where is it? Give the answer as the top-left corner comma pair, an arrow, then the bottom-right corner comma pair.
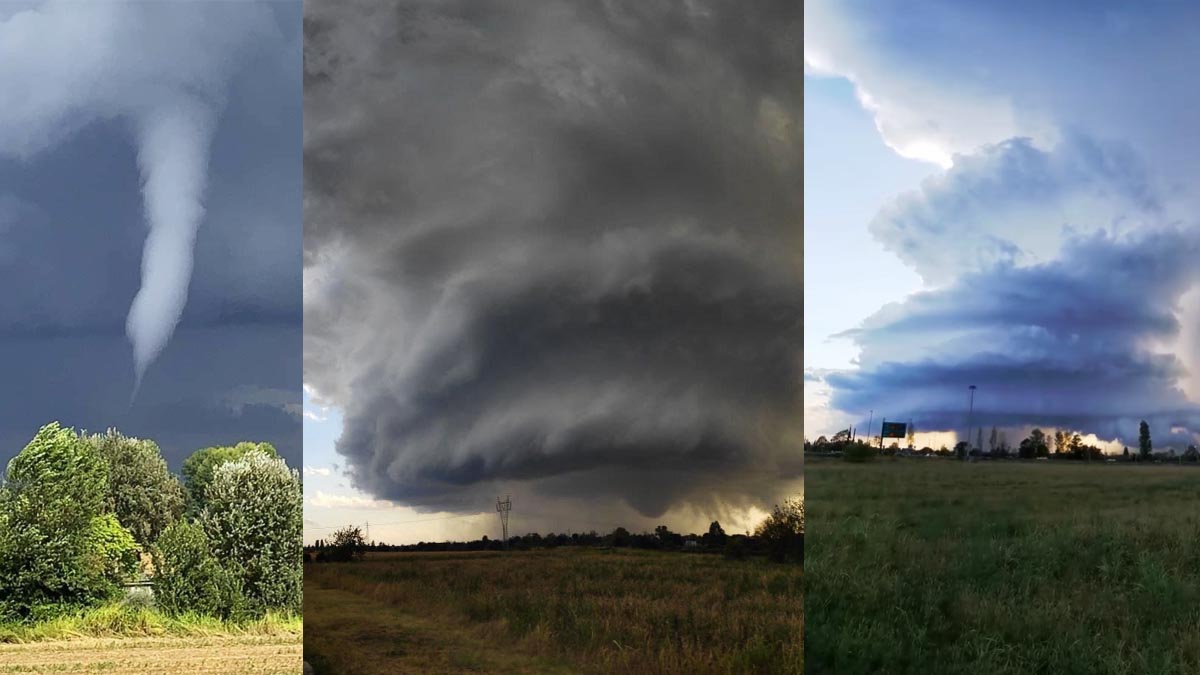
965,385 -> 976,462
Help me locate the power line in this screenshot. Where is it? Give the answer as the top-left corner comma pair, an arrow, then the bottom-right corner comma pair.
305,512 -> 481,531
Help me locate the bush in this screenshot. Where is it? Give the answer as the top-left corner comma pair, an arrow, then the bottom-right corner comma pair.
755,498 -> 803,564
842,441 -> 877,463
153,521 -> 243,619
724,537 -> 749,560
86,429 -> 185,548
200,451 -> 302,614
0,423 -> 134,621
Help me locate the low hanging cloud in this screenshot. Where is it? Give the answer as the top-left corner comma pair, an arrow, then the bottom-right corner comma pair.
303,0 -> 802,518
829,227 -> 1200,447
0,2 -> 282,394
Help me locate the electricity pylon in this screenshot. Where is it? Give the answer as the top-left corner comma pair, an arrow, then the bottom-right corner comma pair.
496,495 -> 512,549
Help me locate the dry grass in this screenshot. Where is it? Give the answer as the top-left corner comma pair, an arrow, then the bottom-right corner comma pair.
305,548 -> 801,675
806,458 -> 1200,675
0,634 -> 301,674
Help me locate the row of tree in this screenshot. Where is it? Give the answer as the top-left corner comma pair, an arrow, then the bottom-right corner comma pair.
0,423 -> 302,623
308,499 -> 804,564
805,420 -> 1189,462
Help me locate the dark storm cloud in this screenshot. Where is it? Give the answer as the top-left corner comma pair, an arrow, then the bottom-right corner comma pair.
0,3 -> 301,469
303,0 -> 802,516
828,228 -> 1200,447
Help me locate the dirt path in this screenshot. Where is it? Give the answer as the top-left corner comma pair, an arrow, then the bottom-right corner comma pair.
304,586 -> 579,675
0,634 -> 302,674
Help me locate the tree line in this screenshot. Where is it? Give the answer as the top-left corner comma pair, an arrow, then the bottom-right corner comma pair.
308,498 -> 803,565
805,419 -> 1197,463
0,422 -> 302,623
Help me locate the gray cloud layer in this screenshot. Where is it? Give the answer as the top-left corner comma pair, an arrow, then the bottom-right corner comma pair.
304,0 -> 802,517
0,2 -> 302,469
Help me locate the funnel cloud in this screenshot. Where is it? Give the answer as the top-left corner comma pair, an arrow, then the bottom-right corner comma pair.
0,1 -> 279,392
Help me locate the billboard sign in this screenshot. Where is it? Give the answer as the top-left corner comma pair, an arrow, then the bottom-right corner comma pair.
881,421 -> 907,439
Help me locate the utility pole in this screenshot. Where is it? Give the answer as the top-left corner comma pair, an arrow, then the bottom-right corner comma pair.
867,410 -> 874,446
496,496 -> 512,549
964,385 -> 976,462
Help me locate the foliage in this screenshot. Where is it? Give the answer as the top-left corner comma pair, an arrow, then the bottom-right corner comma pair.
86,513 -> 139,582
325,526 -> 366,563
200,451 -> 302,615
842,441 -> 877,463
0,423 -> 134,621
1139,420 -> 1153,458
1018,428 -> 1050,459
153,521 -> 244,620
754,498 -> 803,563
607,526 -> 632,547
181,442 -> 278,515
86,429 -> 185,548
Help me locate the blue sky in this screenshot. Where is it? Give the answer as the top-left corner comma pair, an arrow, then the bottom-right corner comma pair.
805,1 -> 1200,452
0,2 -> 301,469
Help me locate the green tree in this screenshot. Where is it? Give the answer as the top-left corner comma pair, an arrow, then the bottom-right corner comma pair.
755,498 -> 803,563
86,429 -> 185,548
200,450 -> 302,614
1020,428 -> 1049,459
705,520 -> 727,547
154,521 -> 242,619
182,442 -> 278,515
0,423 -> 136,620
608,526 -> 632,547
1139,421 -> 1152,459
988,426 -> 998,454
327,526 -> 366,562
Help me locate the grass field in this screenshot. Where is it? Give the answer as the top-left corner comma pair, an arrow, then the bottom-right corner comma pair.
806,457 -> 1200,675
0,604 -> 302,674
304,548 -> 801,675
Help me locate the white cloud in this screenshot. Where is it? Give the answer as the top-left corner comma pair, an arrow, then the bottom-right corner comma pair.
304,465 -> 332,477
308,490 -> 396,510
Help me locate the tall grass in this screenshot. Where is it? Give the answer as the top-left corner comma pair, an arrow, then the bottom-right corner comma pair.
806,458 -> 1200,675
0,601 -> 301,643
306,548 -> 801,674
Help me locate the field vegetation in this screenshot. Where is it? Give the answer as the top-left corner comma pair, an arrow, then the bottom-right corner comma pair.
305,547 -> 801,675
806,457 -> 1200,674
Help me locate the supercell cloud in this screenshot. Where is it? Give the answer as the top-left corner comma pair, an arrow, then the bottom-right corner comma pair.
303,1 -> 802,517
808,1 -> 1200,448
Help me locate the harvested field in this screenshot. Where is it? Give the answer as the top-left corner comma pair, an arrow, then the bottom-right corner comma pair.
0,633 -> 302,674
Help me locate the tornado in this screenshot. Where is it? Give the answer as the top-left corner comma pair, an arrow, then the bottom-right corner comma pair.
0,1 -> 280,400
127,99 -> 219,398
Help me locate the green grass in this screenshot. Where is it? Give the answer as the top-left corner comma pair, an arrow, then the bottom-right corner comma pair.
806,458 -> 1200,675
306,548 -> 801,674
0,602 -> 301,643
